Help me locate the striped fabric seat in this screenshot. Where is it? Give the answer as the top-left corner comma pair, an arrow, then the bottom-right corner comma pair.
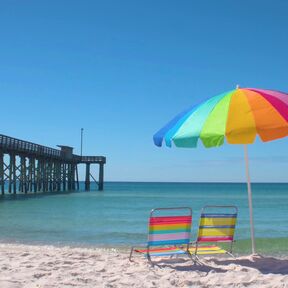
191,206 -> 238,258
197,213 -> 237,242
134,247 -> 187,257
148,215 -> 192,246
189,245 -> 227,255
129,207 -> 193,263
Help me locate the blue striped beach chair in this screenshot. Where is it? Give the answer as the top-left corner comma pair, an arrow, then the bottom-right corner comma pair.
129,207 -> 193,264
189,206 -> 238,258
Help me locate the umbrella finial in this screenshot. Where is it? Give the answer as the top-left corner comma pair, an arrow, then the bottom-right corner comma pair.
236,84 -> 240,90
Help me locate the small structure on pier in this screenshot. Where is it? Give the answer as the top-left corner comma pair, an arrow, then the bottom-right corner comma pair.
0,134 -> 106,195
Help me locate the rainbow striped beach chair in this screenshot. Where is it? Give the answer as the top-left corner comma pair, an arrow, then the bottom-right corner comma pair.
189,206 -> 238,258
129,207 -> 193,264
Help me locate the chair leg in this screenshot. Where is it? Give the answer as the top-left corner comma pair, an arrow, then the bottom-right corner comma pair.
226,251 -> 236,258
193,245 -> 204,265
129,247 -> 134,261
187,251 -> 198,264
227,242 -> 236,258
147,253 -> 154,266
186,244 -> 196,264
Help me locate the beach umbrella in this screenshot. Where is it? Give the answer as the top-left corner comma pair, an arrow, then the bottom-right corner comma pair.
153,87 -> 288,254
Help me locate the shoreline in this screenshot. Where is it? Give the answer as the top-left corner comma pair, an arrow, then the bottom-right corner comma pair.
0,243 -> 287,288
1,237 -> 287,257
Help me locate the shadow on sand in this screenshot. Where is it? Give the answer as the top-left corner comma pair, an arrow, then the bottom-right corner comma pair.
150,258 -> 227,274
211,255 -> 288,275
142,255 -> 288,276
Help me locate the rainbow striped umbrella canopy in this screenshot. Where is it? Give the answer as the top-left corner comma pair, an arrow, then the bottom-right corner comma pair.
153,88 -> 288,148
153,87 -> 288,255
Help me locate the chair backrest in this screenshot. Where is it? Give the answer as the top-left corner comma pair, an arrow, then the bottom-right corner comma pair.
197,206 -> 237,243
147,207 -> 192,247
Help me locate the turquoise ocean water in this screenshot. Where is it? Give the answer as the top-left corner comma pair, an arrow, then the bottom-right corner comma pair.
0,182 -> 287,255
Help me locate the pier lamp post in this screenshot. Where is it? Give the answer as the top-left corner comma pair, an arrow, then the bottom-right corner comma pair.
81,128 -> 84,157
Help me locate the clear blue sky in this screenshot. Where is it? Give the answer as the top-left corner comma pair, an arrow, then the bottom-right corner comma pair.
0,0 -> 287,182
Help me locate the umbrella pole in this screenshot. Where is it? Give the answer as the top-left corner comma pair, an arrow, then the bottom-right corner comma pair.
244,144 -> 256,254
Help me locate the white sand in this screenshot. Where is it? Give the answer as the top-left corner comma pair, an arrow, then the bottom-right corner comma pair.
0,243 -> 287,288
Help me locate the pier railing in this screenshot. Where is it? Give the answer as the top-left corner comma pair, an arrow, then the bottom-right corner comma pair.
78,156 -> 106,163
0,134 -> 106,164
0,134 -> 61,159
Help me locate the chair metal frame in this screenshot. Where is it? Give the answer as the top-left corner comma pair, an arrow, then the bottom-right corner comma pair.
129,207 -> 193,264
192,205 -> 238,259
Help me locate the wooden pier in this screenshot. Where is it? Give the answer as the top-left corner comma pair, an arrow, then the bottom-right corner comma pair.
0,134 -> 106,195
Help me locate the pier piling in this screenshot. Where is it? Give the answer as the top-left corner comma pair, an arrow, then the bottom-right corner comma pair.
0,134 -> 106,195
